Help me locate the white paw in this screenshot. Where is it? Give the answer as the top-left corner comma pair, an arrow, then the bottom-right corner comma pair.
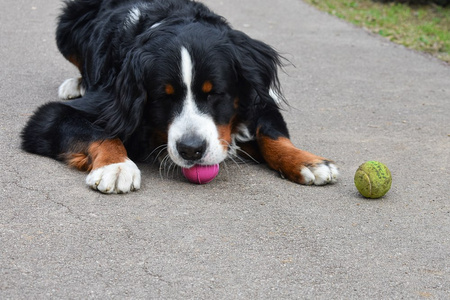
58,77 -> 85,99
300,162 -> 339,186
86,159 -> 141,194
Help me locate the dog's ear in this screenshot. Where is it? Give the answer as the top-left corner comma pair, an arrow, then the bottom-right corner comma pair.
229,30 -> 284,107
101,51 -> 148,140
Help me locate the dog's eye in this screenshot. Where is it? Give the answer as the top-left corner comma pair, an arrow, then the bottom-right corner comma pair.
207,93 -> 225,102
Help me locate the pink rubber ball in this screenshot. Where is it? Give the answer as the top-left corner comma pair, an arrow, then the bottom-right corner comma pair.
182,164 -> 219,184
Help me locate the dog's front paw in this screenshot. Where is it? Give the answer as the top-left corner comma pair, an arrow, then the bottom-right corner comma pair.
85,159 -> 141,194
299,161 -> 339,186
258,136 -> 339,186
58,77 -> 85,99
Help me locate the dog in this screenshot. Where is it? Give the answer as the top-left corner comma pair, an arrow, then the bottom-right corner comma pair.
21,0 -> 339,193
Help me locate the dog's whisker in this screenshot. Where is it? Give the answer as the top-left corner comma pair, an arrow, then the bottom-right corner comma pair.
235,148 -> 260,164
220,138 -> 259,165
158,156 -> 165,179
229,152 -> 248,165
227,154 -> 242,169
150,144 -> 165,155
159,154 -> 172,179
162,157 -> 179,180
165,158 -> 173,178
170,162 -> 180,179
155,145 -> 168,159
146,144 -> 168,163
167,160 -> 176,178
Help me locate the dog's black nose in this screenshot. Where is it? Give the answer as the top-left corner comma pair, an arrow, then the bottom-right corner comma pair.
176,135 -> 207,161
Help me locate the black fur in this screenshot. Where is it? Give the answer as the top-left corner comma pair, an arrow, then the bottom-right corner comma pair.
21,0 -> 288,165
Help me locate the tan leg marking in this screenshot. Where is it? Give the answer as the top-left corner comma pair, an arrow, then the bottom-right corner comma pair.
258,136 -> 332,184
66,139 -> 128,172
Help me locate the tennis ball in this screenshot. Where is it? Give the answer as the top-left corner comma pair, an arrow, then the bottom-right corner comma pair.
182,164 -> 219,184
354,161 -> 392,199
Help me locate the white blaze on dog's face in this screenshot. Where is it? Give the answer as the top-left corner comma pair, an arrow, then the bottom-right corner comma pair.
167,47 -> 229,168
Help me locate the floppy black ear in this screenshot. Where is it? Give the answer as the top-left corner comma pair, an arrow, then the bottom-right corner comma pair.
229,30 -> 284,106
100,51 -> 148,140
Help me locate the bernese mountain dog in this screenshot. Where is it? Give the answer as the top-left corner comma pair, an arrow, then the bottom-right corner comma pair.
21,0 -> 339,193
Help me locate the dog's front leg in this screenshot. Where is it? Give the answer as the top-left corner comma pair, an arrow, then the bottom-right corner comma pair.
256,108 -> 338,185
67,138 -> 141,194
22,102 -> 140,194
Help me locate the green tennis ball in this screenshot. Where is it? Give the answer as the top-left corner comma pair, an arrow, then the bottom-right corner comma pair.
354,161 -> 392,199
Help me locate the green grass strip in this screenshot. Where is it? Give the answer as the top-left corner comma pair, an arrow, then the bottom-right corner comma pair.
304,0 -> 450,62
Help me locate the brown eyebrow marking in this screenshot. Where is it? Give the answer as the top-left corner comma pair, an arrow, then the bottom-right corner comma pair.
202,81 -> 213,93
165,84 -> 175,95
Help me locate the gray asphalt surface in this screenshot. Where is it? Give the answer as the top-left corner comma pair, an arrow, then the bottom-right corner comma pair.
1,0 -> 449,299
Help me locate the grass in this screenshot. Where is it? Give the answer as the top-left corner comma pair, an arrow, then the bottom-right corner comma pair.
304,0 -> 450,63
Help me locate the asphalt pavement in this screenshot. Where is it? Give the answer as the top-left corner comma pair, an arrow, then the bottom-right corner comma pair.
1,0 -> 449,298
